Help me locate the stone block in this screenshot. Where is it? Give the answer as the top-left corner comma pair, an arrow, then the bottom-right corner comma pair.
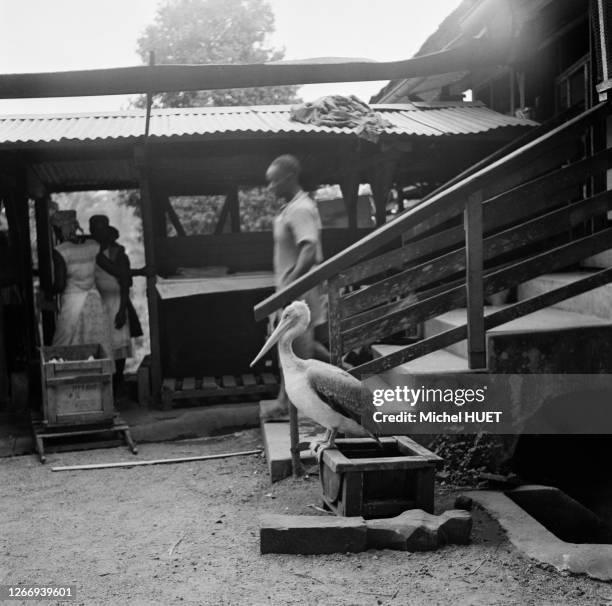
438,510 -> 472,545
259,514 -> 367,554
365,509 -> 472,551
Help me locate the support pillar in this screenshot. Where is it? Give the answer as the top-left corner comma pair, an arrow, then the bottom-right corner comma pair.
135,147 -> 163,406
34,195 -> 55,345
370,160 -> 396,227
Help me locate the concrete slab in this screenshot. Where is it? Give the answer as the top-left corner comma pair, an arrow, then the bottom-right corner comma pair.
465,490 -> 612,581
259,400 -> 326,483
518,272 -> 612,321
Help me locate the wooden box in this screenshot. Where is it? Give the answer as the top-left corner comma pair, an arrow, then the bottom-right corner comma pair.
321,436 -> 443,518
40,344 -> 114,426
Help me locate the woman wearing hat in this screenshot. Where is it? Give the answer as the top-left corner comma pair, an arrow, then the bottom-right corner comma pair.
89,217 -> 141,397
50,210 -> 113,364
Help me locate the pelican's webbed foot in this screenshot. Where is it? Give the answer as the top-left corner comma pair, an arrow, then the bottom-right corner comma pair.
309,429 -> 338,462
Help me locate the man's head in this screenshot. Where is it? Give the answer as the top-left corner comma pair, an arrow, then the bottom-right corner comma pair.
89,214 -> 110,244
266,154 -> 301,201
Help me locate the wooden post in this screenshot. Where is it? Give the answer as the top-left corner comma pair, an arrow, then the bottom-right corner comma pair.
370,159 -> 396,227
327,277 -> 343,367
6,174 -> 36,360
228,185 -> 240,233
340,170 -> 359,231
34,195 -> 55,344
464,190 -> 486,369
288,402 -> 303,477
135,147 -> 163,406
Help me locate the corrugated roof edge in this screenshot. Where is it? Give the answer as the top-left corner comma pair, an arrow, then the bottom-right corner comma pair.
0,101 -> 486,120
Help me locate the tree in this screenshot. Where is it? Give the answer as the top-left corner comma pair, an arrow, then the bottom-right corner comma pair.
135,0 -> 299,108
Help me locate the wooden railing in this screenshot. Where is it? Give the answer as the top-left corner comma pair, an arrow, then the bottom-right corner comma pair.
254,101 -> 612,378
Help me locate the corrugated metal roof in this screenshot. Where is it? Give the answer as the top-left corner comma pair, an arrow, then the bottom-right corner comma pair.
0,101 -> 536,145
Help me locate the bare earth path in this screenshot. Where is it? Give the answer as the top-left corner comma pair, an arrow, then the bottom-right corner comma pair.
1,429 -> 611,606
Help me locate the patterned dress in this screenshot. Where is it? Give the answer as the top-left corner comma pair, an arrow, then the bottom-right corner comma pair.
52,239 -> 114,366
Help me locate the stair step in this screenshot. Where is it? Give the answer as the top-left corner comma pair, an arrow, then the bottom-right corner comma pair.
425,306 -> 612,359
518,272 -> 612,321
370,344 -> 469,388
582,248 -> 612,269
371,344 -> 468,372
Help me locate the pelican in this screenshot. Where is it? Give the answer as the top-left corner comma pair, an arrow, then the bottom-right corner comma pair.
251,301 -> 380,455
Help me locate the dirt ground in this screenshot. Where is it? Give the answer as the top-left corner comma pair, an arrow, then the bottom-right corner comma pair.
2,429 -> 612,606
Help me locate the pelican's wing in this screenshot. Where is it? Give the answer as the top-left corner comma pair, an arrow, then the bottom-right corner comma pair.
305,361 -> 371,423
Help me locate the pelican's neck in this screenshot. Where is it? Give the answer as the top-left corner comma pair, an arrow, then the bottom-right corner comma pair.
278,324 -> 306,369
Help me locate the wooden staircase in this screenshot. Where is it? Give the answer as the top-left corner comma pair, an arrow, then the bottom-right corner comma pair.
255,101 -> 612,386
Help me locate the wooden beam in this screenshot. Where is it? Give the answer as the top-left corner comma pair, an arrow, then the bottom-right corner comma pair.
165,197 -> 186,237
464,190 -> 486,369
370,159 -> 396,227
51,449 -> 262,471
0,40 -> 507,100
34,195 -> 55,345
228,186 -> 240,234
327,277 -> 343,367
339,168 -> 359,231
135,147 -> 163,406
5,174 -> 36,358
214,195 -> 232,235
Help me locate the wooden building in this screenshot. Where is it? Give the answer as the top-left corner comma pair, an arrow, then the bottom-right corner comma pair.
374,0 -> 599,121
0,101 -> 534,408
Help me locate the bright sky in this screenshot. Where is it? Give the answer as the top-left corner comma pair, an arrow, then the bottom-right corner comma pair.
0,0 -> 462,114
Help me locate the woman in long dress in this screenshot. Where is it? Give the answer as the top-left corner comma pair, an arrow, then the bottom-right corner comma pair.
51,210 -> 114,366
89,217 -> 138,397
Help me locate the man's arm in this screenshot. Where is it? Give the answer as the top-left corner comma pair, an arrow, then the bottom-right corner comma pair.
285,240 -> 317,284
285,203 -> 320,284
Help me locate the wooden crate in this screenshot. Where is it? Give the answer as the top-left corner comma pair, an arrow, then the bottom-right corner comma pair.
320,436 -> 443,518
40,344 -> 114,426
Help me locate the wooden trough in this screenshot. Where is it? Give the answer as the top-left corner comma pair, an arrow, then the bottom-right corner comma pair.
320,436 -> 443,518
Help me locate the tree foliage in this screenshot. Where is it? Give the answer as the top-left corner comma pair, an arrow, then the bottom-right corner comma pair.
135,0 -> 299,108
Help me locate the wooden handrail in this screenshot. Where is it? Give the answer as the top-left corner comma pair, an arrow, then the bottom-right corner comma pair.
253,101 -> 609,321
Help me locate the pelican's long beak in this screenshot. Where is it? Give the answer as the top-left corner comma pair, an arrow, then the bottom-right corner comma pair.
250,315 -> 292,367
